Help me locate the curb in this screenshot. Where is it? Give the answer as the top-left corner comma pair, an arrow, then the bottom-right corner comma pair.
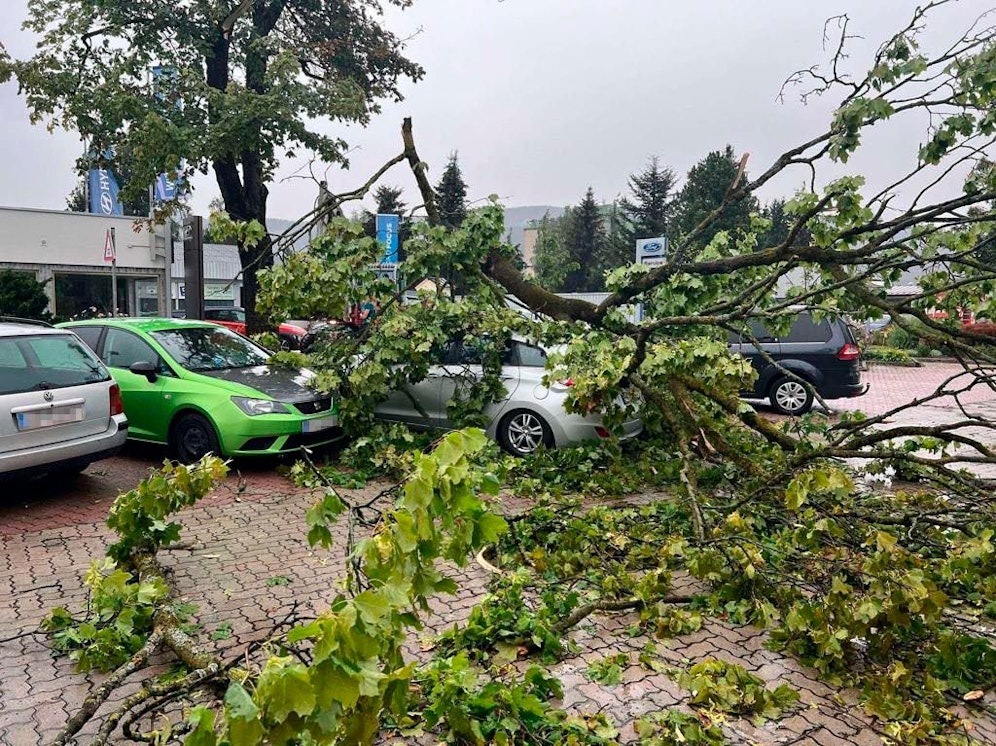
865,360 -> 923,368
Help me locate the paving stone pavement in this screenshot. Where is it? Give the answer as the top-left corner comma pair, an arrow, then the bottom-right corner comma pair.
1,363 -> 995,745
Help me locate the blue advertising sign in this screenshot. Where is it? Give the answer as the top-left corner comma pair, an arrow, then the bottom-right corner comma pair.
376,213 -> 400,263
88,168 -> 124,216
154,173 -> 179,202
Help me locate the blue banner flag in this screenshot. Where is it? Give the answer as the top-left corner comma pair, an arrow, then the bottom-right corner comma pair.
376,214 -> 400,263
88,168 -> 124,216
154,173 -> 178,202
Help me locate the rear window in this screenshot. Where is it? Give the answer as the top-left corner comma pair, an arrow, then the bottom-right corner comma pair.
0,334 -> 111,395
514,342 -> 548,367
783,313 -> 833,343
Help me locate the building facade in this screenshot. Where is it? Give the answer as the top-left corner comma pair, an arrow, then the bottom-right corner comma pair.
0,206 -> 169,319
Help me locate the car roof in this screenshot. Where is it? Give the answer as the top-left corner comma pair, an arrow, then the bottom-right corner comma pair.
0,321 -> 70,337
60,317 -> 219,334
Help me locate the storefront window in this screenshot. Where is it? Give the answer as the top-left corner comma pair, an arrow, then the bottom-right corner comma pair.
135,279 -> 160,317
55,274 -> 129,319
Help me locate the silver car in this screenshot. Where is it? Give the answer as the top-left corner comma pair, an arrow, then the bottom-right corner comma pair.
375,338 -> 642,456
0,321 -> 128,478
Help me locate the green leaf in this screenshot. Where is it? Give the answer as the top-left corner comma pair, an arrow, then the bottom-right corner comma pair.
313,661 -> 362,710
476,513 -> 508,544
224,683 -> 259,721
353,590 -> 392,626
185,707 -> 218,746
255,658 -> 317,722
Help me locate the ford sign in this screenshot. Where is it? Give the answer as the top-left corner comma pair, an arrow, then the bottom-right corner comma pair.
643,241 -> 663,254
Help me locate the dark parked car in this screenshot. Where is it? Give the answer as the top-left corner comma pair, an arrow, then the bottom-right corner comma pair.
729,311 -> 867,415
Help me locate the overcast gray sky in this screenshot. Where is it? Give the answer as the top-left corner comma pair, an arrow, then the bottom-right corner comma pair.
0,1 -> 988,220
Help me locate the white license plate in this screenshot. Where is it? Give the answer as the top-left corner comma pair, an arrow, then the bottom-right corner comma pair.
16,405 -> 85,431
301,416 -> 337,433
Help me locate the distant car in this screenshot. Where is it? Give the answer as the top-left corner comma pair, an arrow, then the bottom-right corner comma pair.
729,310 -> 867,415
375,338 -> 643,456
203,308 -> 307,350
298,319 -> 360,353
0,320 -> 127,479
59,318 -> 340,462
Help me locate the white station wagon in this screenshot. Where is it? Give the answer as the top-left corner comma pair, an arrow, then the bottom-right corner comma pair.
0,320 -> 128,479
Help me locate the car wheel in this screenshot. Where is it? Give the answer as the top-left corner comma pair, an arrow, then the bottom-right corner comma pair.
170,413 -> 222,463
769,376 -> 814,415
497,409 -> 553,456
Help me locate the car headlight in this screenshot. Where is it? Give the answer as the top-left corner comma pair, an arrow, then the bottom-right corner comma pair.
231,396 -> 289,416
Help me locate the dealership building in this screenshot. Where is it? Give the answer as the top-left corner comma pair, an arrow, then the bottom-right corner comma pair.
0,205 -> 245,319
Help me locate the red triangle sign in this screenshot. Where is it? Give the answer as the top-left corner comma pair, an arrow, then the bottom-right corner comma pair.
103,230 -> 116,263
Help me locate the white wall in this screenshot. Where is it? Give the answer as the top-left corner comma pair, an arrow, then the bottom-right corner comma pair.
0,207 -> 165,270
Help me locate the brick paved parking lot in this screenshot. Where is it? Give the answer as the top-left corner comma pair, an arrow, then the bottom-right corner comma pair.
1,362 -> 994,745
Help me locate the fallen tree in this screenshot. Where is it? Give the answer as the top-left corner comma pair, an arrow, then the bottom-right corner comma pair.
38,3 -> 996,743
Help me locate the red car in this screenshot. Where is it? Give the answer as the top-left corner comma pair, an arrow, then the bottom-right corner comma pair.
203,308 -> 307,350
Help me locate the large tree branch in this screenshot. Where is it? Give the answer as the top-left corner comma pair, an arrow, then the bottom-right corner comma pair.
402,117 -> 440,226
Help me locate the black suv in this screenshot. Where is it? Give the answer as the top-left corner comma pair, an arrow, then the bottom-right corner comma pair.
728,311 -> 866,415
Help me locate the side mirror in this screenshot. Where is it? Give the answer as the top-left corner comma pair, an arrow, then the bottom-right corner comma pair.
129,360 -> 158,383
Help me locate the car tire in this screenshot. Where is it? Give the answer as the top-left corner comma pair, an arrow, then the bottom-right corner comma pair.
170,413 -> 222,463
769,376 -> 814,416
497,409 -> 553,457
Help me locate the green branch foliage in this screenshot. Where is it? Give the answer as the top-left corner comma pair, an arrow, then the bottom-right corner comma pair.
43,457 -> 227,673
189,429 -> 510,744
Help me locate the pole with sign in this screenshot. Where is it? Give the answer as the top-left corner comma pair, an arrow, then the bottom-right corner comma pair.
634,236 -> 668,323
374,213 -> 401,288
104,228 -> 118,317
182,215 -> 205,319
376,214 -> 400,263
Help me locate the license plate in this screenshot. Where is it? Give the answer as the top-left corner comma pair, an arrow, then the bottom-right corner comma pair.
16,404 -> 85,431
301,416 -> 337,433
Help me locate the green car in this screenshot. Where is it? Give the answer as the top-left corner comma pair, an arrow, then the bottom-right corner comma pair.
58,318 -> 340,462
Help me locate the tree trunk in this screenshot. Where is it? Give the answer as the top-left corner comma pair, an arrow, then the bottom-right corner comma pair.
203,4 -> 285,336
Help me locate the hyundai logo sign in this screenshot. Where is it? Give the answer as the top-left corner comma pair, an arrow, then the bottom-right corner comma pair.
643,241 -> 663,254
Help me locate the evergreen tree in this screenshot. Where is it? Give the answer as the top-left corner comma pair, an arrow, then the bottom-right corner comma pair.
602,156 -> 679,275
672,145 -> 759,250
758,198 -> 811,251
760,198 -> 790,249
622,156 -> 677,239
435,153 -> 468,229
0,270 -> 52,322
562,188 -> 609,292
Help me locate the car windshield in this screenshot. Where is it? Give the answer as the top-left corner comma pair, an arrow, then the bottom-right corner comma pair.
0,333 -> 111,394
151,326 -> 269,372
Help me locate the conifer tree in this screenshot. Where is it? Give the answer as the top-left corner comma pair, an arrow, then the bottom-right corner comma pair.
562,188 -> 609,292
672,145 -> 759,249
435,153 -> 468,229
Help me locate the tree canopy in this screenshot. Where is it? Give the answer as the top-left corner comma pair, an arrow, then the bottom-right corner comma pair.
0,0 -> 424,332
